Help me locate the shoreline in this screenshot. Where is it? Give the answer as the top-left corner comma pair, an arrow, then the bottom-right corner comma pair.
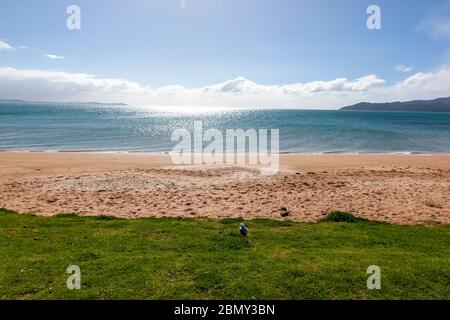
1,149 -> 450,156
0,152 -> 449,224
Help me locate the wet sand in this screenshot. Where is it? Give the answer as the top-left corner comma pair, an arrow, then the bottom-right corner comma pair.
0,152 -> 449,224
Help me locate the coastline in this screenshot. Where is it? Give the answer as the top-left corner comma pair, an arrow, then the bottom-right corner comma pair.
0,151 -> 449,224
2,148 -> 450,155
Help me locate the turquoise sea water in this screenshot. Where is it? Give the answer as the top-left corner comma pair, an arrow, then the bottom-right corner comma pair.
1,103 -> 450,153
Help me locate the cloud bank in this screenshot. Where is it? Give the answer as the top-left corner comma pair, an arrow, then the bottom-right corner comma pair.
0,66 -> 450,109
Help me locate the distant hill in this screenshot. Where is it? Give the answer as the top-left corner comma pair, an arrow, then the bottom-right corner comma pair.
340,97 -> 450,112
0,99 -> 127,106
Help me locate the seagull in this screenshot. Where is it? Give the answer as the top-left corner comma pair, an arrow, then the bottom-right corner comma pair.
239,223 -> 248,237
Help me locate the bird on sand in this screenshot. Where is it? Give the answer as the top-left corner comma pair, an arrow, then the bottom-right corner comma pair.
239,223 -> 248,237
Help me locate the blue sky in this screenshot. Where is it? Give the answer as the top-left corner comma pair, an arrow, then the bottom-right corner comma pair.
1,0 -> 450,108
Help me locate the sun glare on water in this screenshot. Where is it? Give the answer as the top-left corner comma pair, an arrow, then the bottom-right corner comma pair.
130,105 -> 243,115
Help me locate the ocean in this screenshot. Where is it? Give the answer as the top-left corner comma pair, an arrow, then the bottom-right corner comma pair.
1,103 -> 450,154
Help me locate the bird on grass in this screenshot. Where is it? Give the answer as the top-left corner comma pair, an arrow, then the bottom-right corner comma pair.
239,223 -> 248,237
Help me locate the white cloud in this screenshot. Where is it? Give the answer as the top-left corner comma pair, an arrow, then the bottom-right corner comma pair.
394,65 -> 413,73
384,67 -> 450,101
417,6 -> 450,40
45,54 -> 65,60
202,75 -> 385,96
0,40 -> 14,51
0,66 -> 449,109
0,67 -> 147,103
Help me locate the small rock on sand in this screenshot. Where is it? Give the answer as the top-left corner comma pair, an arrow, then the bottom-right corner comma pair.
280,207 -> 290,217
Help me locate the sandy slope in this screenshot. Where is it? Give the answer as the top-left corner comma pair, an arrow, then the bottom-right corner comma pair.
0,152 -> 449,224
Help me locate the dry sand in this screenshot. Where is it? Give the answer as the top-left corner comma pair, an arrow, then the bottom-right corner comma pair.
0,152 -> 449,224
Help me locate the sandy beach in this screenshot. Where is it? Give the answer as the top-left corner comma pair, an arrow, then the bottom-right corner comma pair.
0,152 -> 449,224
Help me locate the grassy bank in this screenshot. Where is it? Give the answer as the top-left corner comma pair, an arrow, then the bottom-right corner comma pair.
0,209 -> 448,300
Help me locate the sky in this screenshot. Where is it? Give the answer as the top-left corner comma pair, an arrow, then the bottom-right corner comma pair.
1,0 -> 450,109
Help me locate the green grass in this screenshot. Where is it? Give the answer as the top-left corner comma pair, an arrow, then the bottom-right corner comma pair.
320,211 -> 369,223
0,209 -> 449,300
